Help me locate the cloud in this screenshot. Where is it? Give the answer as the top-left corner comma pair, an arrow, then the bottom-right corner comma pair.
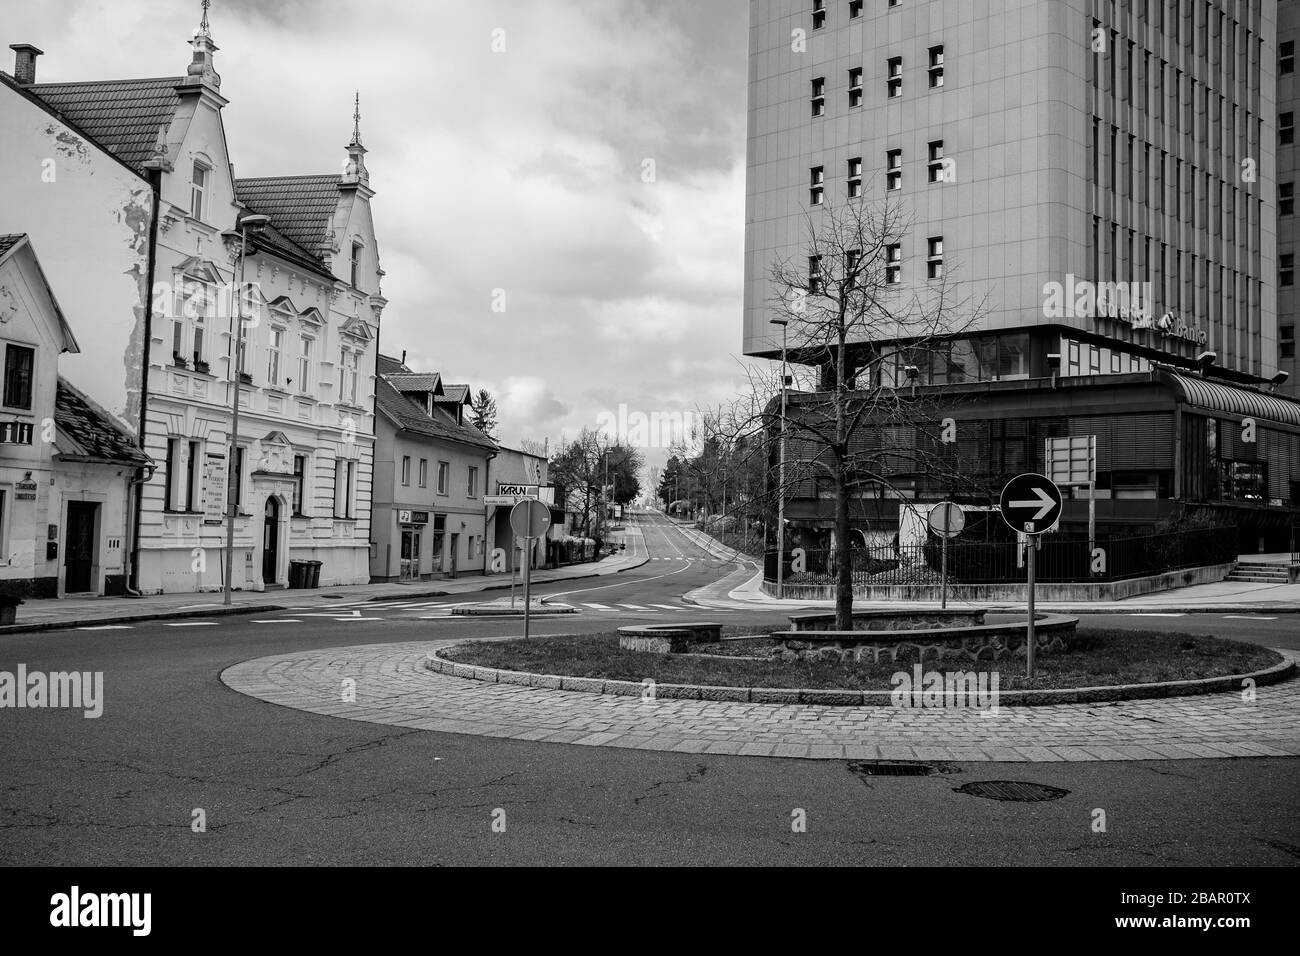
2,0 -> 754,485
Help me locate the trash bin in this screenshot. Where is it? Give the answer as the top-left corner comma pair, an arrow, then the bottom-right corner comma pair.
306,560 -> 322,589
0,593 -> 22,625
288,560 -> 308,589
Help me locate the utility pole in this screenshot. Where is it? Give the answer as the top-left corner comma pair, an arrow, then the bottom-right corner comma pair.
222,214 -> 269,606
770,316 -> 789,599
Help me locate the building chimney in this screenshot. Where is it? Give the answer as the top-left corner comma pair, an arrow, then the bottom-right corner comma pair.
9,44 -> 43,85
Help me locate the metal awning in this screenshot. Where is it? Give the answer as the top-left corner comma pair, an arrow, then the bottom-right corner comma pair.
1162,371 -> 1300,427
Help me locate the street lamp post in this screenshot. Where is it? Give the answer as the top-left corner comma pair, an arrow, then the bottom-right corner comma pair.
222,213 -> 270,606
770,317 -> 789,600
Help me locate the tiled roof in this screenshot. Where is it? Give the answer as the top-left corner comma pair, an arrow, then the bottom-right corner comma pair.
234,176 -> 342,260
55,378 -> 150,466
376,353 -> 410,376
437,384 -> 470,404
245,216 -> 335,282
386,372 -> 442,393
375,375 -> 497,452
29,77 -> 183,174
0,234 -> 25,259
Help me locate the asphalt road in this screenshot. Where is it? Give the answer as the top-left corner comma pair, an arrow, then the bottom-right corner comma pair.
1,509 -> 1297,866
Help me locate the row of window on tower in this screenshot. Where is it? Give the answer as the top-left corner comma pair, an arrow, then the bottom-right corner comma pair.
808,142 -> 948,205
807,237 -> 944,291
809,48 -> 942,117
810,0 -> 902,31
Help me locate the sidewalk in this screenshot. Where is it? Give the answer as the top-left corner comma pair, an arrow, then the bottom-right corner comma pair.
676,525 -> 1300,614
699,567 -> 1300,614
0,551 -> 649,634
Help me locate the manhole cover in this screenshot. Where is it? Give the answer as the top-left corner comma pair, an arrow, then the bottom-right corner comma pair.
954,780 -> 1070,802
848,760 -> 939,777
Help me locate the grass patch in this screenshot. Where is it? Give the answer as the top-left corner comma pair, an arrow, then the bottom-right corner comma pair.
441,627 -> 1283,692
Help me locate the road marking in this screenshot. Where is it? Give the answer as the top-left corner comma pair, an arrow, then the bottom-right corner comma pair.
649,604 -> 684,610
1223,615 -> 1278,620
300,613 -> 387,621
175,603 -> 220,610
618,604 -> 649,610
164,621 -> 217,627
582,603 -> 613,609
78,625 -> 133,630
1128,612 -> 1185,617
252,619 -> 302,624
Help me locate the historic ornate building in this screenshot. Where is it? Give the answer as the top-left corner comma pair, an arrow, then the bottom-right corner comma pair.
2,7 -> 384,592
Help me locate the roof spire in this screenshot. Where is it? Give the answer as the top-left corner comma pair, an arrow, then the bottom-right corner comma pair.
185,0 -> 221,89
342,90 -> 370,187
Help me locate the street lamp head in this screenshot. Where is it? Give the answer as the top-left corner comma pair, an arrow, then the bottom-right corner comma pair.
903,364 -> 920,380
769,317 -> 789,327
239,213 -> 271,231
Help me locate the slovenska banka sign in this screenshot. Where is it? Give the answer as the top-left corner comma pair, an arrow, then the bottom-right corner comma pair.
1042,275 -> 1207,345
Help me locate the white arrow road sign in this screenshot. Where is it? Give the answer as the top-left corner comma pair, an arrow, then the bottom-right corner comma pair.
1010,486 -> 1058,520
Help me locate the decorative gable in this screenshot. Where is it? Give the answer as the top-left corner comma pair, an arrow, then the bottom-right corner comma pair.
339,315 -> 373,343
253,430 -> 295,475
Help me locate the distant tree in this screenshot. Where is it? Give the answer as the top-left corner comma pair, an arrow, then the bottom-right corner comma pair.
470,389 -> 499,439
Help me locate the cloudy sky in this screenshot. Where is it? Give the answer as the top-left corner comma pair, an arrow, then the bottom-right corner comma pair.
5,0 -> 756,479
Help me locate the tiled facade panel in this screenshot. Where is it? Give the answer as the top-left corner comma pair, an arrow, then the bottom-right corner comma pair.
744,0 -> 1278,382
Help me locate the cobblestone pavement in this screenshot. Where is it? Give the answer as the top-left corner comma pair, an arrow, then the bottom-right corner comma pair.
221,641 -> 1300,762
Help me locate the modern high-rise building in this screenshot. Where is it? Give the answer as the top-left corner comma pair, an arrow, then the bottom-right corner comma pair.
745,0 -> 1300,556
744,0 -> 1279,387
1278,0 -> 1298,394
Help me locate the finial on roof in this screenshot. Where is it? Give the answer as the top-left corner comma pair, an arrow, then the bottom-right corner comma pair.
342,90 -> 370,187
186,0 -> 221,89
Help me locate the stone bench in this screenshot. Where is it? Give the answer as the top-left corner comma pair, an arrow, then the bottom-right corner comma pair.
618,622 -> 723,654
771,615 -> 1078,664
788,608 -> 986,632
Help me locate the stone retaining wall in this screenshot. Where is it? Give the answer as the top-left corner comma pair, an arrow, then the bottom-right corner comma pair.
772,616 -> 1078,664
789,609 -> 986,632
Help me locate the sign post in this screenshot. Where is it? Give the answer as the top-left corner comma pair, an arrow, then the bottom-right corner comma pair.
999,473 -> 1064,680
1044,436 -> 1096,565
927,501 -> 965,610
510,499 -> 552,640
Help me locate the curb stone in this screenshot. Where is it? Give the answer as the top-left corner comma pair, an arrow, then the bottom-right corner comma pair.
0,603 -> 282,635
424,644 -> 1296,707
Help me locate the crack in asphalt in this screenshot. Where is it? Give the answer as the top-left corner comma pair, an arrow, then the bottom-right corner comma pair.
632,762 -> 709,805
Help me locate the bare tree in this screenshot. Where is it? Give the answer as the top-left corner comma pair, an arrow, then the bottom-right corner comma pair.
752,196 -> 989,629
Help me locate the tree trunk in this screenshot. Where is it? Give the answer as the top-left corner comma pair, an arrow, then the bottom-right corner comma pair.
833,456 -> 853,630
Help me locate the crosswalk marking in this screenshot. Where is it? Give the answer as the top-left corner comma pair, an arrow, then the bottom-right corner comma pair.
649,604 -> 686,610
618,604 -> 650,610
78,625 -> 133,630
582,603 -> 613,609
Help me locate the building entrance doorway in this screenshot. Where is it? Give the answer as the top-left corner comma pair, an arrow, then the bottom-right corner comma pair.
263,497 -> 280,584
400,527 -> 421,581
64,501 -> 98,593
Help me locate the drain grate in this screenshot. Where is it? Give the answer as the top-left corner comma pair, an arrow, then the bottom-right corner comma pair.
954,780 -> 1070,802
848,760 -> 939,777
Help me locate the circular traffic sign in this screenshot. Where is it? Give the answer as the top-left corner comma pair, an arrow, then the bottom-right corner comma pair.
927,501 -> 965,539
998,473 -> 1063,534
510,498 -> 551,538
